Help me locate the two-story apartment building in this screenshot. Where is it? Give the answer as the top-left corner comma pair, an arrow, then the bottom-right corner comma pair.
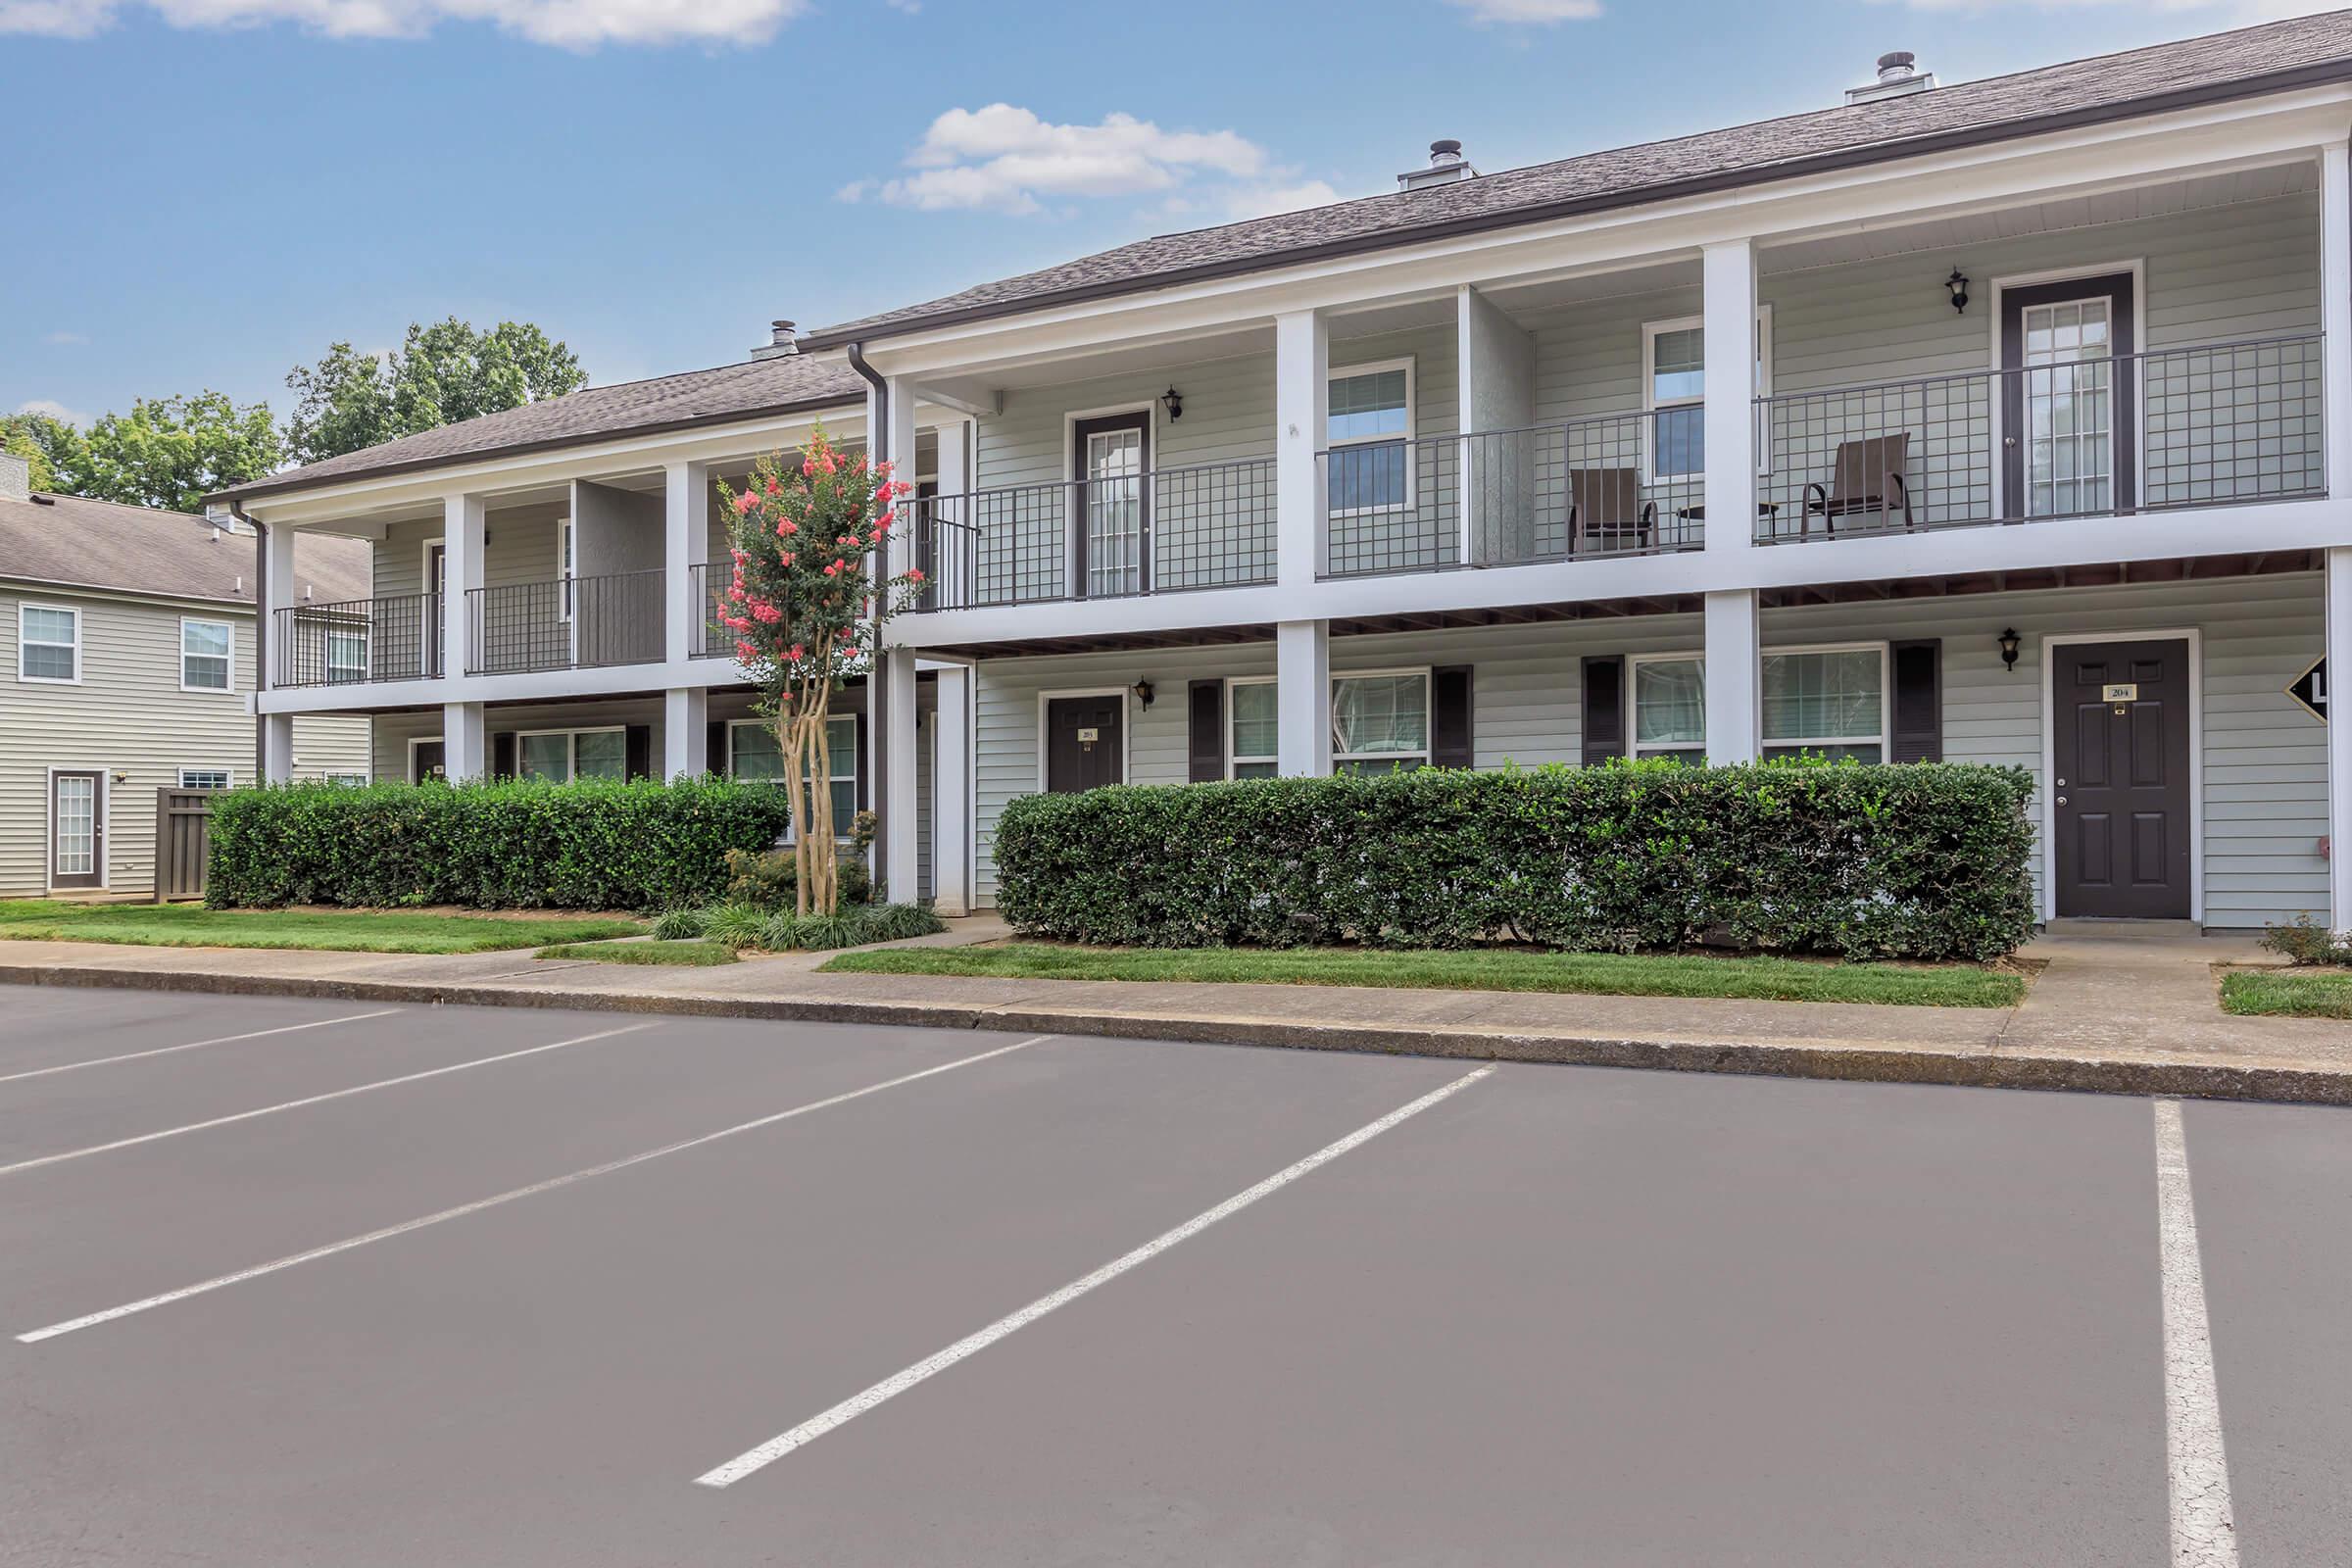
224,15 -> 2352,930
0,453 -> 371,897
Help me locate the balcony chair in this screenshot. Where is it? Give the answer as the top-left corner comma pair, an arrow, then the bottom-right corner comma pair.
1567,467 -> 1659,555
1801,433 -> 1913,536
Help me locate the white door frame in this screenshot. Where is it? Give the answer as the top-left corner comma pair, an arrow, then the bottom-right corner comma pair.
407,733 -> 446,784
1987,259 -> 2147,522
2038,626 -> 2203,923
1035,687 -> 1132,792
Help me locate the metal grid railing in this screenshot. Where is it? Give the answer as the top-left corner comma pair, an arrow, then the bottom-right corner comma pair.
465,568 -> 663,676
1461,412 -> 1706,566
906,456 -> 1277,611
1318,434 -> 1458,576
688,560 -> 733,659
271,593 -> 440,688
1754,333 -> 2325,543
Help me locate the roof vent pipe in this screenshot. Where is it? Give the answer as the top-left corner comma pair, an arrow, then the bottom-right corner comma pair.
1397,139 -> 1475,192
751,318 -> 801,361
1846,50 -> 1936,104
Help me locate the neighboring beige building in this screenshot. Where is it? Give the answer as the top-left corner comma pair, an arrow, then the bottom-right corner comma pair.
0,453 -> 372,898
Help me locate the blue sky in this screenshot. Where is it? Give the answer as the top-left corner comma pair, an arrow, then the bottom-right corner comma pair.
0,0 -> 2330,433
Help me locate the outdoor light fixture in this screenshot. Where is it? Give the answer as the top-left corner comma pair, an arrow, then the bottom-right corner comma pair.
1998,627 -> 2021,670
1161,386 -> 1184,421
1946,267 -> 1971,315
1132,678 -> 1155,710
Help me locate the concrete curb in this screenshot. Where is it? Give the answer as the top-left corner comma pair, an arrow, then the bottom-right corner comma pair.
2,959 -> 2346,1107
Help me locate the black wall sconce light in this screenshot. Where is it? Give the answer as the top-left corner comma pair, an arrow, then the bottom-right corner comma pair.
1160,386 -> 1184,421
1946,267 -> 1971,316
1132,677 -> 1155,710
1997,627 -> 2021,671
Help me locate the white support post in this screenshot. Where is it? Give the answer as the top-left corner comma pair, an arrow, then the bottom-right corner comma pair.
931,662 -> 973,916
1703,589 -> 1760,764
879,645 -> 920,903
664,459 -> 708,665
933,417 -> 970,497
1277,618 -> 1332,777
443,701 -> 487,782
1275,310 -> 1329,589
883,376 -> 919,574
443,491 -> 487,682
663,687 -> 708,780
1701,239 -> 1757,556
2330,549 -> 2352,934
2323,142 -> 2352,510
262,518 -> 294,691
262,713 -> 295,784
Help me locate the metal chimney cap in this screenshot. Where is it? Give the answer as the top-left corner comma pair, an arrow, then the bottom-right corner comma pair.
1430,139 -> 1463,163
752,319 -> 802,361
1877,50 -> 1916,75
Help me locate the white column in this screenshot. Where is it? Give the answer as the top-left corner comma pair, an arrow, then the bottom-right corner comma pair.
878,645 -> 920,903
1703,589 -> 1760,764
1275,309 -> 1329,589
2329,549 -> 2352,933
931,662 -> 973,916
2323,142 -> 2352,509
442,491 -> 487,680
933,417 -> 970,498
1277,618 -> 1332,776
663,459 -> 708,665
883,376 -> 919,573
444,701 -> 487,781
262,713 -> 295,784
1701,238 -> 1757,555
262,518 -> 295,691
663,687 -> 708,780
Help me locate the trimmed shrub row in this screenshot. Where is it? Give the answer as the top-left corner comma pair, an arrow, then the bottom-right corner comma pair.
994,760 -> 2036,961
208,778 -> 794,911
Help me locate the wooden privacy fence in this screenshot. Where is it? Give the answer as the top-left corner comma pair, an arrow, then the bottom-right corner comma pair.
154,787 -> 217,903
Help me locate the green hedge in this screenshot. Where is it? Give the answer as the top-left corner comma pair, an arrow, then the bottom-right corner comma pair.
994,760 -> 2036,961
208,778 -> 794,911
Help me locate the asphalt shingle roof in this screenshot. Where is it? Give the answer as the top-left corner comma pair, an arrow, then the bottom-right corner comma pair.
0,492 -> 372,606
804,11 -> 2352,346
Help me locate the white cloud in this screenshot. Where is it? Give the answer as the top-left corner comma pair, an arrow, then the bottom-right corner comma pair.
0,0 -> 804,46
15,398 -> 90,427
845,104 -> 1287,216
1221,179 -> 1345,220
1444,0 -> 1602,22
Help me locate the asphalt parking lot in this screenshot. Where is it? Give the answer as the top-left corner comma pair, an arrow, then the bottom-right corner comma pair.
1,987 -> 2347,1566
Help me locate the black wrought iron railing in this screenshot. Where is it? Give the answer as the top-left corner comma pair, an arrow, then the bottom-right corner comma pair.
272,592 -> 440,688
465,568 -> 663,676
905,456 -> 1277,611
1753,333 -> 2325,542
689,559 -> 736,659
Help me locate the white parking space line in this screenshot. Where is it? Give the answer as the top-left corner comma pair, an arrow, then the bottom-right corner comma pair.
0,1010 -> 402,1086
2155,1100 -> 2239,1568
0,1022 -> 655,1181
694,1061 -> 1496,1490
18,1034 -> 1055,1345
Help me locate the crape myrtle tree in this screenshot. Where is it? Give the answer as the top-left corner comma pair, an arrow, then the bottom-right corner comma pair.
714,426 -> 924,915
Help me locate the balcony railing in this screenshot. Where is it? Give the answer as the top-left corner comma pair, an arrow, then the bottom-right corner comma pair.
689,559 -> 735,659
465,568 -> 664,676
1754,333 -> 2325,542
1318,413 -> 1707,579
906,456 -> 1276,611
272,592 -> 441,688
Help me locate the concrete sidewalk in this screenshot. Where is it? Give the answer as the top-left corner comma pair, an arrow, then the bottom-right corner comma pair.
0,919 -> 2345,1103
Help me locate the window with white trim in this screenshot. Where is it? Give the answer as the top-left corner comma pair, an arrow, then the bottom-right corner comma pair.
1228,679 -> 1278,778
178,768 -> 231,790
325,773 -> 369,787
327,628 -> 368,684
19,604 -> 79,683
1642,311 -> 1771,479
556,518 -> 575,620
1333,670 -> 1430,770
180,617 -> 232,691
1761,646 -> 1887,762
518,727 -> 626,784
730,715 -> 858,826
1325,359 -> 1414,514
1631,655 -> 1706,761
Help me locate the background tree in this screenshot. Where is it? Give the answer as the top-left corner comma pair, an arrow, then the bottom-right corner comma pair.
1,411 -> 81,493
67,393 -> 281,513
285,318 -> 587,466
715,427 -> 923,914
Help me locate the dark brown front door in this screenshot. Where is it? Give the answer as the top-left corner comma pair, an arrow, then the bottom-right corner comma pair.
49,770 -> 103,890
1071,412 -> 1150,599
2053,638 -> 2190,919
413,740 -> 447,784
425,542 -> 447,677
1045,696 -> 1124,794
2001,272 -> 2135,519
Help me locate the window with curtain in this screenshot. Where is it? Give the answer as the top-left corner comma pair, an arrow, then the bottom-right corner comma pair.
1633,657 -> 1706,761
327,629 -> 368,684
1326,364 -> 1412,513
1332,671 -> 1430,769
1761,648 -> 1886,761
1229,680 -> 1279,777
731,715 -> 857,826
519,728 -> 626,783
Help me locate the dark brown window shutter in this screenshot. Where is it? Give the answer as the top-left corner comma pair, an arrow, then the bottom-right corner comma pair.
1431,664 -> 1474,769
624,725 -> 653,781
855,710 -> 870,810
491,731 -> 515,780
1188,680 -> 1225,782
707,720 -> 727,776
1582,657 -> 1625,765
1890,639 -> 1942,763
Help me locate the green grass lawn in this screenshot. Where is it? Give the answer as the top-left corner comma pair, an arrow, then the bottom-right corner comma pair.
536,938 -> 739,966
0,900 -> 644,956
2220,968 -> 2352,1018
819,943 -> 2028,1008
